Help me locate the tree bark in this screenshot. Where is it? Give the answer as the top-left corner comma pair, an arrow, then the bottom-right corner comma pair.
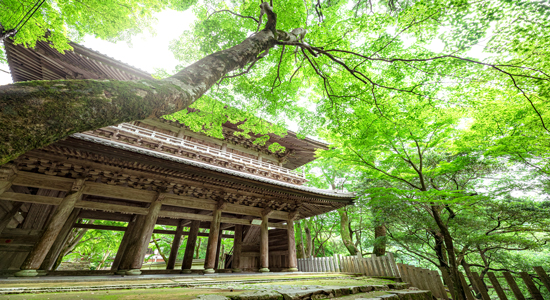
373,224 -> 386,256
0,3 -> 280,165
337,208 -> 359,255
303,219 -> 313,258
431,205 -> 467,300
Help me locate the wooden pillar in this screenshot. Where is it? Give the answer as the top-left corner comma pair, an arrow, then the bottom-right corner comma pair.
166,220 -> 184,270
126,198 -> 163,275
39,208 -> 81,271
214,227 -> 223,270
111,215 -> 140,271
204,200 -> 226,273
259,209 -> 273,272
181,220 -> 200,273
232,224 -> 243,272
15,179 -> 85,277
286,212 -> 299,272
117,193 -> 163,275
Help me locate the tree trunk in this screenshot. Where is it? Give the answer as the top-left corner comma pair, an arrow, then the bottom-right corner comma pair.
295,220 -> 306,258
373,224 -> 386,256
337,208 -> 358,255
152,234 -> 168,263
303,219 -> 313,258
0,3 -> 280,165
431,205 -> 467,300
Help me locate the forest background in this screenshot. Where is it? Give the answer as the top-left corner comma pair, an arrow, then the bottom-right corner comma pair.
1,0 -> 549,298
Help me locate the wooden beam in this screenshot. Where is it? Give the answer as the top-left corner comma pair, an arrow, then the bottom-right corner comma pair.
11,172 -> 73,191
0,192 -> 62,205
75,201 -> 148,215
14,171 -> 291,220
72,223 -> 234,238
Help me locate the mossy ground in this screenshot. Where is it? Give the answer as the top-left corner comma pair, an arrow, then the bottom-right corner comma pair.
0,276 -> 396,300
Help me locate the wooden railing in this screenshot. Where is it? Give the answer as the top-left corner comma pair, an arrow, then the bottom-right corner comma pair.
399,264 -> 550,300
104,123 -> 305,179
297,253 -> 400,277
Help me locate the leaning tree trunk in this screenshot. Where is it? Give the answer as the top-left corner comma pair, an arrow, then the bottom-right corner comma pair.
337,208 -> 359,255
0,3 -> 284,165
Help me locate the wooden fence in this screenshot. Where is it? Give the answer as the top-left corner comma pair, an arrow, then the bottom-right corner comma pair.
399,264 -> 550,300
297,253 -> 400,277
298,256 -> 550,300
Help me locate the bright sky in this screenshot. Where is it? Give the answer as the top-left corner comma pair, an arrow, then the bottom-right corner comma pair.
0,9 -> 196,86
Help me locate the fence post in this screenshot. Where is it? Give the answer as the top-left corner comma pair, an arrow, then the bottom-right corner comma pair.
388,252 -> 399,277
440,268 -> 458,300
459,272 -> 475,300
533,267 -> 550,293
471,272 -> 491,300
334,254 -> 340,272
432,270 -> 449,300
519,272 -> 544,300
487,272 -> 508,300
503,272 -> 526,300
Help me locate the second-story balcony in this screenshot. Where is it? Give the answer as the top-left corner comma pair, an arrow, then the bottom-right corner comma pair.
78,123 -> 307,185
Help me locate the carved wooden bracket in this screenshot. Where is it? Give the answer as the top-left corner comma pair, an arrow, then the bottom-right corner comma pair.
0,163 -> 17,182
261,207 -> 274,218
217,199 -> 227,210
288,210 -> 300,221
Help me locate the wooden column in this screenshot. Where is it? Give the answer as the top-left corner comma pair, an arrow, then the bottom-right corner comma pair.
214,227 -> 223,269
15,179 -> 85,277
111,216 -> 139,271
39,208 -> 81,271
259,209 -> 273,272
204,200 -> 226,273
232,224 -> 243,273
181,220 -> 200,273
125,198 -> 163,275
286,211 -> 299,272
115,215 -> 146,273
166,220 -> 185,270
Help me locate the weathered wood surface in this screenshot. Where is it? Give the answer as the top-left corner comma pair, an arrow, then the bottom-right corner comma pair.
166,220 -> 184,270
533,266 -> 550,293
40,208 -> 81,271
111,216 -> 138,271
19,179 -> 85,271
232,224 -> 243,271
181,220 -> 200,271
204,203 -> 223,271
503,272 -> 526,300
129,200 -> 162,270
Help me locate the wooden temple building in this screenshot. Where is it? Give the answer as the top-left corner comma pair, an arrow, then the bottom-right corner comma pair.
0,39 -> 354,277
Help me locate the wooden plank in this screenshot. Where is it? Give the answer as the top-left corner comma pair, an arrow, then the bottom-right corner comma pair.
432,270 -> 450,300
459,272 -> 475,300
83,182 -> 157,203
471,272 -> 491,300
388,252 -> 399,277
0,192 -> 62,205
13,171 -> 73,191
0,202 -> 23,234
440,268 -> 458,300
424,269 -> 441,298
360,257 -> 368,275
503,272 -> 526,300
519,272 -> 544,300
487,272 -> 509,300
533,267 -> 550,293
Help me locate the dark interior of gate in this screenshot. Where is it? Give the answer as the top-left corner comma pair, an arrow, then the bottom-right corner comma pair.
0,39 -> 354,276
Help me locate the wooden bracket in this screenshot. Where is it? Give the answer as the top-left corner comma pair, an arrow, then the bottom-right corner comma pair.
0,163 -> 17,182
288,210 -> 300,221
217,199 -> 227,210
71,178 -> 86,192
261,208 -> 274,218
